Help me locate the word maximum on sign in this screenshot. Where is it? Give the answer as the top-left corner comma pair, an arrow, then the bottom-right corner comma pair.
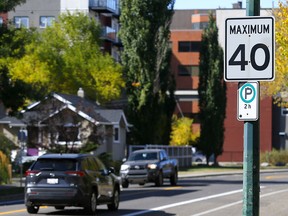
229,24 -> 269,34
225,16 -> 275,82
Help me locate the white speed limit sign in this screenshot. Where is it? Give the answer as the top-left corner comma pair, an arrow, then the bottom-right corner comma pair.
225,17 -> 274,82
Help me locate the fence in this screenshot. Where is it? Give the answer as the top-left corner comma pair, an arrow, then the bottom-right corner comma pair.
128,145 -> 192,168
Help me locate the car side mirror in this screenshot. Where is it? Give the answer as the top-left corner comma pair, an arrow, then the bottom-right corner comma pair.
122,158 -> 127,163
108,167 -> 115,174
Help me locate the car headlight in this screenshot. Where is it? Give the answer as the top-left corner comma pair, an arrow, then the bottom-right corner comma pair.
147,164 -> 157,169
120,164 -> 130,171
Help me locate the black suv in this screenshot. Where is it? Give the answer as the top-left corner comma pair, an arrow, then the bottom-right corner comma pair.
25,153 -> 120,215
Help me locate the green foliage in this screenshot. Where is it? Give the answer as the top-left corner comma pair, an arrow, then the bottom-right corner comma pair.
170,116 -> 199,146
260,149 -> 288,166
0,151 -> 10,184
0,27 -> 42,114
0,133 -> 16,161
0,0 -> 26,12
119,0 -> 176,144
198,13 -> 226,163
9,12 -> 124,103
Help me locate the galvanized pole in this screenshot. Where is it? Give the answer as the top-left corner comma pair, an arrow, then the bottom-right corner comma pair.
243,1 -> 260,215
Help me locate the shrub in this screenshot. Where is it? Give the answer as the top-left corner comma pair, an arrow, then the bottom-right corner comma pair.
260,149 -> 288,166
0,151 -> 11,184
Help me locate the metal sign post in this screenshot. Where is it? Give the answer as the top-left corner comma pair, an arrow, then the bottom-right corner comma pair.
244,1 -> 260,215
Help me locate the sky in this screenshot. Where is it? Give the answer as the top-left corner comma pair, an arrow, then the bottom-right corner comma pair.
174,0 -> 279,9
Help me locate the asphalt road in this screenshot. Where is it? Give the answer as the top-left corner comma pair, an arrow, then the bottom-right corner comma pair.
1,170 -> 288,216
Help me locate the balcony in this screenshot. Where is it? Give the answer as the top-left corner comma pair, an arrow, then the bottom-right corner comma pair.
102,26 -> 121,44
89,0 -> 120,15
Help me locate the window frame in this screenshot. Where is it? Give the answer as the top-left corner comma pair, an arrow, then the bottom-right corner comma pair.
39,16 -> 55,28
14,16 -> 29,28
113,126 -> 120,143
178,41 -> 201,52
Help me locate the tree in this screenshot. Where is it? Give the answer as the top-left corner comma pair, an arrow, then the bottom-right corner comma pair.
0,0 -> 26,12
0,27 -> 42,115
198,13 -> 226,165
169,116 -> 199,146
9,12 -> 124,103
261,2 -> 288,106
0,150 -> 10,184
119,0 -> 176,145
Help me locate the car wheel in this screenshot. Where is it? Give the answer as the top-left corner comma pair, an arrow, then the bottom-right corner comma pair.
107,189 -> 119,211
122,180 -> 129,188
55,206 -> 65,210
155,171 -> 163,186
85,191 -> 97,215
27,206 -> 39,214
170,169 -> 178,186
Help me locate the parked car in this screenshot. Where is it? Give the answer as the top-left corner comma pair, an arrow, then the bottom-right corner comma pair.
192,150 -> 215,164
120,149 -> 178,188
192,151 -> 207,163
25,153 -> 120,214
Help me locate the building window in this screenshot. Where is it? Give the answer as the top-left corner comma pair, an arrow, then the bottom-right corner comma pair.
14,16 -> 29,28
113,126 -> 119,143
57,124 -> 80,145
40,16 -> 55,28
192,22 -> 209,30
281,108 -> 288,116
178,65 -> 199,76
178,41 -> 201,52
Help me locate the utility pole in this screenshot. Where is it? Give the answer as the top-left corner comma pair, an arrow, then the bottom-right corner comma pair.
243,0 -> 260,215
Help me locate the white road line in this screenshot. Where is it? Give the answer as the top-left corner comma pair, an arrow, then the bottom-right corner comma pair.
191,200 -> 243,216
191,188 -> 288,216
123,189 -> 243,216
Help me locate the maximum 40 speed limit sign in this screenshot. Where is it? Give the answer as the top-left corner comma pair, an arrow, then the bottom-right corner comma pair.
225,16 -> 275,82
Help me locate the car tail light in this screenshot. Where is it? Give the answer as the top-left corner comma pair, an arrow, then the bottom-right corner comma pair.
25,170 -> 40,176
65,171 -> 85,177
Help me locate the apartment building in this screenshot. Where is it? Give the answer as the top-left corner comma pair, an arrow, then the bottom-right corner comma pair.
8,0 -> 121,61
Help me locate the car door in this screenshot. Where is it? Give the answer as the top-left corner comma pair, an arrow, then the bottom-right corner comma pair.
160,151 -> 173,177
94,158 -> 114,199
84,157 -> 106,198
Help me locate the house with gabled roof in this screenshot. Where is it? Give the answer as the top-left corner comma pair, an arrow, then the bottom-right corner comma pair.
0,89 -> 130,161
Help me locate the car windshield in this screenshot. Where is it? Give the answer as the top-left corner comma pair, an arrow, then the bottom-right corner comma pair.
128,152 -> 158,161
32,159 -> 77,171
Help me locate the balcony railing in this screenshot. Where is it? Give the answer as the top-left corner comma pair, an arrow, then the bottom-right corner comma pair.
102,26 -> 120,43
89,0 -> 120,15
